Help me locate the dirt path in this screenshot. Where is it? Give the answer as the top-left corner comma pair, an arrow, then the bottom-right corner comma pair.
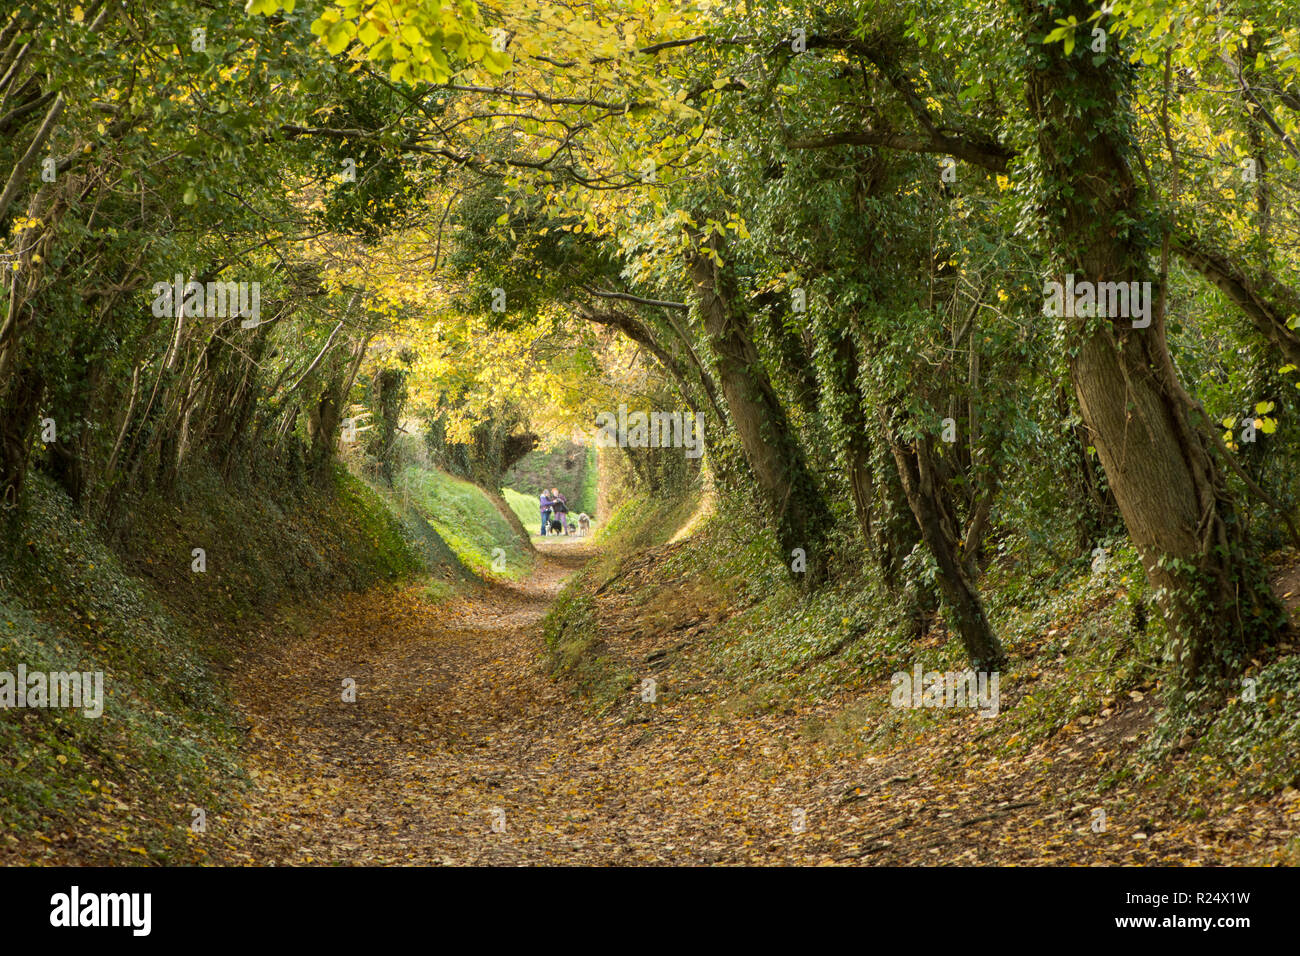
216,540 -> 1298,866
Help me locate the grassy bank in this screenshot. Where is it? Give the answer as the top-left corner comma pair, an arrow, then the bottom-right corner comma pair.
0,465 -> 450,864
396,464 -> 534,580
540,483 -> 703,707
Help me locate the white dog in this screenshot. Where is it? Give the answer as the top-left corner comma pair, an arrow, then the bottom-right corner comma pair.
576,513 -> 591,536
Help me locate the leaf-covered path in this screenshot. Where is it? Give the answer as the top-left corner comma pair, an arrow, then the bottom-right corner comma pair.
216,541 -> 1298,866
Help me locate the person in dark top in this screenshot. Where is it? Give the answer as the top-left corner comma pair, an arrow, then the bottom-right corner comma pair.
550,487 -> 570,535
539,490 -> 553,536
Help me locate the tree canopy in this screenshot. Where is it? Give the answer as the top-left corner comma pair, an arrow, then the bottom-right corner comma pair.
4,0 -> 1300,704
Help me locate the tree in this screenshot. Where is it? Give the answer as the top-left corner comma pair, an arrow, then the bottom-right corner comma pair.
1018,0 -> 1285,694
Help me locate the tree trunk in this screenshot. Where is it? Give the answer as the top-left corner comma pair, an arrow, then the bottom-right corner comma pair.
308,378 -> 342,479
685,233 -> 832,585
1020,0 -> 1285,693
0,359 -> 43,509
884,418 -> 1005,669
579,305 -> 725,428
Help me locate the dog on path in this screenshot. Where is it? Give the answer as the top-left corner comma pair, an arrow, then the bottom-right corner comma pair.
576,513 -> 591,536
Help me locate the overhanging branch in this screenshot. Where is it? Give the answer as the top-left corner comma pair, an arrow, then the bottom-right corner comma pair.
583,287 -> 689,310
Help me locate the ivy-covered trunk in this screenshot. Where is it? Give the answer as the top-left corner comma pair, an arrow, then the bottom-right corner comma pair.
1019,0 -> 1284,694
686,234 -> 832,585
308,374 -> 344,480
367,366 -> 408,487
885,419 -> 1005,670
0,359 -> 44,511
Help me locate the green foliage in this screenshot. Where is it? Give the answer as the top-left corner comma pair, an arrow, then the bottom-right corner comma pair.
300,0 -> 510,82
539,484 -> 701,707
4,0 -> 1300,857
1187,656 -> 1300,796
986,544 -> 1164,753
578,444 -> 600,520
501,487 -> 540,531
0,476 -> 240,858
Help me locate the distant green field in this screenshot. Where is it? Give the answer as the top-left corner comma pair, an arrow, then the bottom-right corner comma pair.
397,466 -> 534,579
